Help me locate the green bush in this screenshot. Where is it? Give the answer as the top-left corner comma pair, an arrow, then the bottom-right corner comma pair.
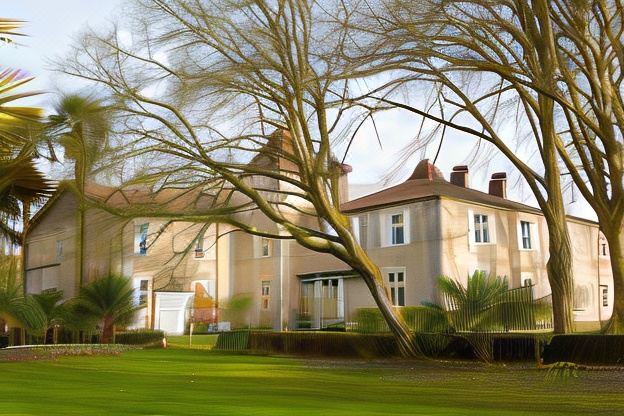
543,335 -> 624,365
115,329 -> 165,346
354,307 -> 449,333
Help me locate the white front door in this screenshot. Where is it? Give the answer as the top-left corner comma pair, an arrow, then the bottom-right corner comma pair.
154,292 -> 193,335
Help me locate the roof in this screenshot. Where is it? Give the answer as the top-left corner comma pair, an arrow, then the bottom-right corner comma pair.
28,180 -> 221,230
341,159 -> 580,220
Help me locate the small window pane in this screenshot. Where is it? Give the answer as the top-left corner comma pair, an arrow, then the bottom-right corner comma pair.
397,272 -> 404,282
389,273 -> 395,283
397,287 -> 405,306
391,287 -> 396,304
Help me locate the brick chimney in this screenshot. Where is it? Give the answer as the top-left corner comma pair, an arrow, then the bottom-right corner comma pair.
450,165 -> 469,188
488,172 -> 507,198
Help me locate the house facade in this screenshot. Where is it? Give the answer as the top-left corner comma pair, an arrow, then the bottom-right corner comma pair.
24,160 -> 613,334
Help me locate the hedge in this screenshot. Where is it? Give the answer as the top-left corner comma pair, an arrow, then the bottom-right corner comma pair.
115,329 -> 165,346
542,335 -> 624,365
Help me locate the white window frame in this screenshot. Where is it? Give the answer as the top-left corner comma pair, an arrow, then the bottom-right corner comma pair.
192,233 -> 217,261
520,220 -> 533,250
133,277 -> 152,306
261,238 -> 271,257
261,280 -> 271,310
56,240 -> 64,261
468,210 -> 496,246
474,214 -> 490,243
135,223 -> 149,255
382,209 -> 410,247
520,272 -> 534,287
384,267 -> 406,307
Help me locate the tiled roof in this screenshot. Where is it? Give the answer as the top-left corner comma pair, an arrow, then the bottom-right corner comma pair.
341,159 -> 542,215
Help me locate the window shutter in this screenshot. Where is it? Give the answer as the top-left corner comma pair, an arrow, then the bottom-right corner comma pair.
467,209 -> 476,248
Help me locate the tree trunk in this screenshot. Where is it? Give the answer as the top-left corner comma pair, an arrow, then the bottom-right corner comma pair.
544,212 -> 575,334
349,250 -> 423,357
102,316 -> 114,343
603,230 -> 624,334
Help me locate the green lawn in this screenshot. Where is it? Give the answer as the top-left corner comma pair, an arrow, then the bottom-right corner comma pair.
0,348 -> 623,415
166,334 -> 219,350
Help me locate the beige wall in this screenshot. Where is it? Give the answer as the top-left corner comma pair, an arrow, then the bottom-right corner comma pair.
26,187 -> 615,332
439,198 -> 613,329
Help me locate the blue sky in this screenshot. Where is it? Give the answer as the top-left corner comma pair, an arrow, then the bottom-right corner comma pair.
3,1 -> 595,219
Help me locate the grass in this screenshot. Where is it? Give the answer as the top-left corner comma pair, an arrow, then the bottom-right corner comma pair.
0,348 -> 623,415
166,334 -> 219,350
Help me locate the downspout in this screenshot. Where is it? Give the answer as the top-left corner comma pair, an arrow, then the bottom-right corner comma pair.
598,227 -> 602,326
279,238 -> 284,331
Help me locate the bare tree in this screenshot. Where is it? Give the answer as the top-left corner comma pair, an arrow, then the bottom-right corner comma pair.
349,0 -> 582,332
58,0 -> 422,355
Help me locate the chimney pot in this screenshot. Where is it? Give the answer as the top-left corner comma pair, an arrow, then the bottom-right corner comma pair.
450,165 -> 469,188
488,172 -> 507,198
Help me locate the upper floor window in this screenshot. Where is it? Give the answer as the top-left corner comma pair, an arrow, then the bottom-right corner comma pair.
194,237 -> 205,258
261,238 -> 271,257
474,214 -> 490,243
135,223 -> 149,255
391,213 -> 405,245
520,221 -> 532,249
56,240 -> 64,261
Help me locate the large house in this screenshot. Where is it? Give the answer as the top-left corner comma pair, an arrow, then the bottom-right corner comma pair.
24,159 -> 613,333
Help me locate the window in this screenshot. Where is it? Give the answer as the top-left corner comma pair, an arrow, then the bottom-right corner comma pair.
391,213 -> 405,245
387,269 -> 405,306
602,286 -> 609,307
474,214 -> 490,243
261,238 -> 271,257
56,240 -> 64,261
135,223 -> 149,255
599,237 -> 609,257
520,221 -> 532,249
261,280 -> 271,310
194,237 -> 204,259
573,285 -> 591,311
138,279 -> 150,305
359,215 -> 368,248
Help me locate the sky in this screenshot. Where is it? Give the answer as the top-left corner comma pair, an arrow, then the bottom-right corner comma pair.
3,0 -> 596,220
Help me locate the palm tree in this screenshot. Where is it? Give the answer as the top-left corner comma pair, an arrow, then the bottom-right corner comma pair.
45,94 -> 110,285
432,271 -> 542,333
0,19 -> 52,259
75,274 -> 143,343
31,289 -> 65,344
0,255 -> 47,344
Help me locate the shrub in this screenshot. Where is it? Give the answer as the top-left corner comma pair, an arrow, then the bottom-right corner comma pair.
115,329 -> 165,346
542,335 -> 624,365
354,307 -> 448,333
